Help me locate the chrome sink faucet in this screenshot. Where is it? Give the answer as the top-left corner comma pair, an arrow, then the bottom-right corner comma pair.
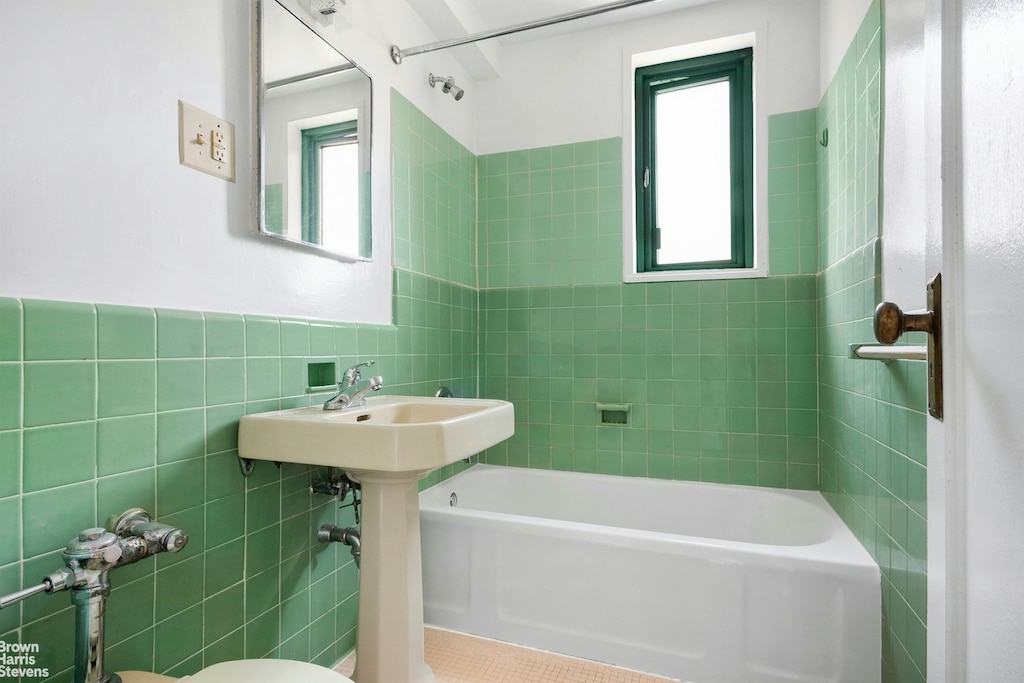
324,360 -> 384,410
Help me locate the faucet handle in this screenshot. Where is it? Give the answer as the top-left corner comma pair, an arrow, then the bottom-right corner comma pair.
342,360 -> 375,386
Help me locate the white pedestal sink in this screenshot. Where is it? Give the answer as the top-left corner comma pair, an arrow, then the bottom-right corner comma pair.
238,396 -> 515,683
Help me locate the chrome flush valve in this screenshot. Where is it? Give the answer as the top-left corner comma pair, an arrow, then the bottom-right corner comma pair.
49,528 -> 124,595
0,509 -> 189,683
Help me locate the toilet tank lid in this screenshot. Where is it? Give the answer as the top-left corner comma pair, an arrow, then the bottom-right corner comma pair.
179,659 -> 354,683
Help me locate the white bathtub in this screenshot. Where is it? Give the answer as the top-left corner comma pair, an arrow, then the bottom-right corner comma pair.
420,465 -> 880,683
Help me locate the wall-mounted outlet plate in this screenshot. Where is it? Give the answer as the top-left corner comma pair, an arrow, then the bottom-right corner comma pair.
178,100 -> 235,182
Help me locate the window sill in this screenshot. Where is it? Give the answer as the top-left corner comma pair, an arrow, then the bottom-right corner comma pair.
623,265 -> 768,283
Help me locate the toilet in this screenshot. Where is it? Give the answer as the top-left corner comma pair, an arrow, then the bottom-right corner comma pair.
119,659 -> 354,682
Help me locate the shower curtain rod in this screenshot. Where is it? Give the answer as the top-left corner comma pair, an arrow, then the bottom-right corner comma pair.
390,0 -> 662,64
265,62 -> 359,90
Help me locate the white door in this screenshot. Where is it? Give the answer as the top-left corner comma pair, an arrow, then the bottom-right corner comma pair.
927,0 -> 1024,679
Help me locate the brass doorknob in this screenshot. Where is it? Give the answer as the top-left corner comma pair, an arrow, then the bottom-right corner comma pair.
873,301 -> 935,344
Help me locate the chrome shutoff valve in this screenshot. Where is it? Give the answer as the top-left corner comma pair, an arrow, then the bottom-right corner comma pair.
108,508 -> 188,565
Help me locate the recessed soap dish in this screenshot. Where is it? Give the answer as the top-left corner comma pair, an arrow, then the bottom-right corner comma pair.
596,402 -> 630,425
306,361 -> 337,393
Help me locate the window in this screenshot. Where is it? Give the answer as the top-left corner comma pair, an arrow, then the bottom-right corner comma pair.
634,48 -> 753,273
301,120 -> 360,252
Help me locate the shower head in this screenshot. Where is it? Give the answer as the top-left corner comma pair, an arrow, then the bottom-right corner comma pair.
428,73 -> 465,101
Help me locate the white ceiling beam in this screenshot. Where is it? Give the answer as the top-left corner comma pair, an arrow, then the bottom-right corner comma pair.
403,0 -> 501,80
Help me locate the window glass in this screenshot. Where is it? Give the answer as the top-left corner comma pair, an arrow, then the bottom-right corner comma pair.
319,142 -> 360,254
654,79 -> 732,264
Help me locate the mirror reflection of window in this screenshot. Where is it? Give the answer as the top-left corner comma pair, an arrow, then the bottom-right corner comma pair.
320,141 -> 360,254
300,120 -> 359,254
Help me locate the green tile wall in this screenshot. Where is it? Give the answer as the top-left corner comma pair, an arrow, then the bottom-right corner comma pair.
816,2 -> 927,681
264,184 -> 283,235
479,277 -> 819,487
768,110 -> 820,275
387,86 -> 482,437
391,90 -> 477,288
0,275 -> 476,680
478,139 -> 623,288
476,116 -> 820,489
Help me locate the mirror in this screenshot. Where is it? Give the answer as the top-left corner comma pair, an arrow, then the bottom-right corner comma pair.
254,0 -> 373,260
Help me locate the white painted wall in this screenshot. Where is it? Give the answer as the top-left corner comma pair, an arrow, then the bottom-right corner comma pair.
922,0 -> 958,677
818,0 -> 873,97
881,0 -> 928,310
474,0 -> 820,155
0,0 -> 476,324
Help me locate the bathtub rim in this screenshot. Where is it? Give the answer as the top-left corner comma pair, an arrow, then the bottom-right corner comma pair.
421,464 -> 880,573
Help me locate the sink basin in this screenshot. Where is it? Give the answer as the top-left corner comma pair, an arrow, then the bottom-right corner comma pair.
238,395 -> 514,475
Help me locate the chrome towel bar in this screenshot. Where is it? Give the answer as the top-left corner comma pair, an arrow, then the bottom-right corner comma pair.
849,344 -> 928,362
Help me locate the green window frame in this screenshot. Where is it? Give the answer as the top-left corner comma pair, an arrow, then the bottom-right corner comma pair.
634,48 -> 754,273
300,119 -> 359,244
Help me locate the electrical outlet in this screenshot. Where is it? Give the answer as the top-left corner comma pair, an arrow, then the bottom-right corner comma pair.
178,100 -> 235,182
211,128 -> 225,162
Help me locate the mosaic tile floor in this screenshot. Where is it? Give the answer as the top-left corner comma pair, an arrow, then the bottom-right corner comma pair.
337,627 -> 680,683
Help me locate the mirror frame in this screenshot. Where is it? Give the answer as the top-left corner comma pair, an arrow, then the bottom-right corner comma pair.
251,0 -> 374,261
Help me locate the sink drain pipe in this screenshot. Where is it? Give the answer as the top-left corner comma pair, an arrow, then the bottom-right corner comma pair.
319,524 -> 361,568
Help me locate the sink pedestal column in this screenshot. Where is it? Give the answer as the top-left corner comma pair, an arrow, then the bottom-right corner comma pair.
349,471 -> 436,683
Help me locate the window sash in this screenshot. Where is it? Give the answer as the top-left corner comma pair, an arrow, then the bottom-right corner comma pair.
634,49 -> 754,273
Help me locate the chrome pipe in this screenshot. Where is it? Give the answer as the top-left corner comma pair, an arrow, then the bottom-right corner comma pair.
61,529 -> 123,683
71,581 -> 119,683
390,0 -> 662,64
318,525 -> 361,568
